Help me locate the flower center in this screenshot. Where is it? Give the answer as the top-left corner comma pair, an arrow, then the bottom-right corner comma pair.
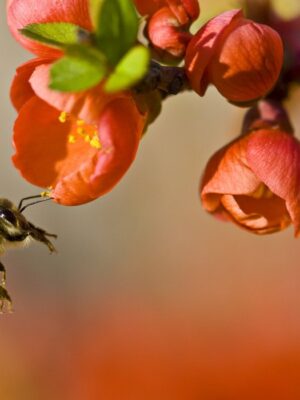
58,112 -> 102,150
251,183 -> 273,199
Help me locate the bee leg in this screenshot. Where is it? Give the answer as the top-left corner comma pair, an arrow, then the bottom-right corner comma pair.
0,261 -> 6,286
0,262 -> 12,313
0,285 -> 12,313
28,223 -> 57,253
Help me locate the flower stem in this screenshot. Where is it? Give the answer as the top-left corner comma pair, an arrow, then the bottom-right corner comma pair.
134,60 -> 190,96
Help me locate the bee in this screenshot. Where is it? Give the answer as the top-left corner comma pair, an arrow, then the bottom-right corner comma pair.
0,195 -> 57,312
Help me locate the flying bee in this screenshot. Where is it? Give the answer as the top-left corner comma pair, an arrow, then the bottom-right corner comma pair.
0,194 -> 57,312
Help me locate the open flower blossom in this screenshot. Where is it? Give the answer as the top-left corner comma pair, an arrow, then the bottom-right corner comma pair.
201,100 -> 300,236
185,9 -> 283,103
136,0 -> 200,59
8,0 -> 147,206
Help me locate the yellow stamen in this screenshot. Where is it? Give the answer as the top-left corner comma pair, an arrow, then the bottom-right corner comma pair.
77,127 -> 84,136
40,191 -> 51,198
68,134 -> 76,144
68,118 -> 102,150
59,111 -> 68,123
251,183 -> 273,199
90,136 -> 102,150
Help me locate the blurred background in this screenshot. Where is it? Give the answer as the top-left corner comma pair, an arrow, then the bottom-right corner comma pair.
1,1 -> 300,399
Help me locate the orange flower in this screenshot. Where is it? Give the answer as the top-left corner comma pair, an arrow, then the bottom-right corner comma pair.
185,9 -> 283,103
8,0 -> 147,206
201,101 -> 300,236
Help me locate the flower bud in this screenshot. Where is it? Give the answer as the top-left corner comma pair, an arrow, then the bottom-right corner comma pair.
135,0 -> 199,23
147,6 -> 192,58
185,9 -> 283,103
136,0 -> 199,60
200,101 -> 300,236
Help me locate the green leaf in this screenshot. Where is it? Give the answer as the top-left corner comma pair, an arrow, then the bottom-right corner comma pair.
20,22 -> 83,48
105,45 -> 150,93
89,0 -> 104,28
96,0 -> 139,65
50,46 -> 107,92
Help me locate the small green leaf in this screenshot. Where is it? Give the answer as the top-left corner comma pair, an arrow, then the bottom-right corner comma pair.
89,0 -> 104,28
50,46 -> 107,92
96,0 -> 139,65
105,45 -> 150,93
20,22 -> 83,48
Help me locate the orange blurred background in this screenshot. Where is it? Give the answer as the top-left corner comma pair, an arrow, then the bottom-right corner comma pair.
1,1 -> 300,399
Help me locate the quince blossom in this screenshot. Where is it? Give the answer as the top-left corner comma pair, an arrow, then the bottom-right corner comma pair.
8,0 -> 146,206
201,101 -> 300,236
185,9 -> 283,103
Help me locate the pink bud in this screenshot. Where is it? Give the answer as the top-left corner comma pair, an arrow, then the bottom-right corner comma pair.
201,101 -> 300,236
185,9 -> 283,103
147,6 -> 192,58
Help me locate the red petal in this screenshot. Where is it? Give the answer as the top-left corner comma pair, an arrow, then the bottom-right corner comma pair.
13,96 -> 72,187
210,22 -> 283,102
166,0 -> 199,25
201,136 -> 261,208
134,0 -> 199,23
221,194 -> 290,234
147,7 -> 191,58
29,63 -> 124,124
247,130 -> 300,236
13,96 -> 145,206
201,135 -> 291,234
10,58 -> 51,111
7,0 -> 92,57
54,98 -> 145,205
134,0 -> 166,16
185,9 -> 242,96
180,0 -> 200,21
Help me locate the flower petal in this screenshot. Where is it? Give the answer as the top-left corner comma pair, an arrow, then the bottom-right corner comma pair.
185,9 -> 283,102
10,58 -> 51,111
53,97 -> 146,205
13,96 -> 145,206
134,0 -> 199,23
166,0 -> 199,25
147,7 -> 191,58
13,96 -> 71,187
134,0 -> 166,16
247,130 -> 300,236
29,63 -> 124,124
185,9 -> 242,96
7,0 -> 92,57
210,21 -> 283,103
200,134 -> 290,232
221,193 -> 290,234
201,135 -> 261,210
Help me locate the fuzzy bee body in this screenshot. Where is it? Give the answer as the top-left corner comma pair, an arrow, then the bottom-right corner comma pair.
0,197 -> 56,312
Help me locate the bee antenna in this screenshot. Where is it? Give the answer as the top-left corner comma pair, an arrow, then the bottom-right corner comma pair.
18,193 -> 53,211
18,195 -> 43,210
19,197 -> 53,213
